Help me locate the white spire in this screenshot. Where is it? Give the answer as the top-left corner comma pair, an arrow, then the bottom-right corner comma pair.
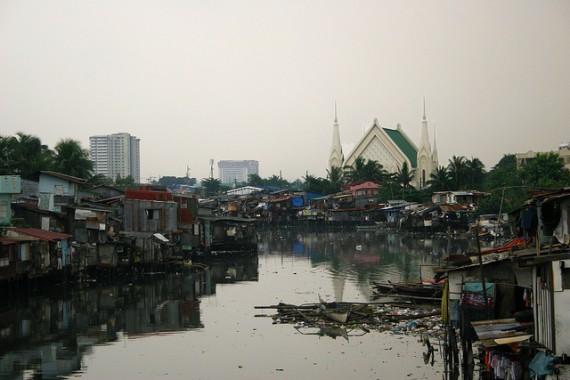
432,122 -> 439,168
334,100 -> 338,124
329,101 -> 344,171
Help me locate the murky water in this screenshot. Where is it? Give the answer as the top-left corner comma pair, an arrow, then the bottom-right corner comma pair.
0,230 -> 471,379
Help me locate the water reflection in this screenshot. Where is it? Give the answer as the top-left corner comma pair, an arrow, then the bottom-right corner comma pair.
259,229 -> 469,286
0,254 -> 259,379
0,231 -> 467,379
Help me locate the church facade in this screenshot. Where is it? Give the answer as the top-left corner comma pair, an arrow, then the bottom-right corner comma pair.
328,103 -> 438,189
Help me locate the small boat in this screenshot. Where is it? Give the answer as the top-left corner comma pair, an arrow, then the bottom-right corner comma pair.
356,223 -> 382,231
372,280 -> 443,299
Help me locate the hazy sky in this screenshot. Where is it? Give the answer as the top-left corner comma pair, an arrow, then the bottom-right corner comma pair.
1,1 -> 569,182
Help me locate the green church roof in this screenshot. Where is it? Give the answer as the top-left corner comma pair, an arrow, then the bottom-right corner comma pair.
382,128 -> 417,168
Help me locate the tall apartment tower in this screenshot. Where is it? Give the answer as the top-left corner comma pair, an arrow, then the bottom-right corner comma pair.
89,133 -> 141,183
217,160 -> 259,185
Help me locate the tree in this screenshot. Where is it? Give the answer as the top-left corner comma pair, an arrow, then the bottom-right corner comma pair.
0,135 -> 17,173
447,155 -> 468,190
520,152 -> 570,189
85,174 -> 114,187
477,154 -> 526,215
303,174 -> 327,194
158,175 -> 197,188
465,157 -> 486,189
326,165 -> 344,194
428,166 -> 451,192
115,175 -> 136,186
248,173 -> 264,187
483,154 -> 522,191
395,162 -> 415,190
343,157 -> 384,184
362,159 -> 385,183
265,175 -> 289,188
12,132 -> 54,177
201,177 -> 222,196
53,138 -> 93,178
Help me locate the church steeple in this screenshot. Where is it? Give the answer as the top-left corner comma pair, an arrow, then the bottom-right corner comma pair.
329,101 -> 344,171
432,122 -> 439,169
334,101 -> 338,124
419,98 -> 431,150
416,98 -> 433,189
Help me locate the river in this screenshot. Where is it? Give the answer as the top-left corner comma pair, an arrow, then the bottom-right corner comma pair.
0,230 -> 472,379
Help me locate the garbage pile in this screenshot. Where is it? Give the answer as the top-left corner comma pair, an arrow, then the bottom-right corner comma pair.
254,301 -> 444,339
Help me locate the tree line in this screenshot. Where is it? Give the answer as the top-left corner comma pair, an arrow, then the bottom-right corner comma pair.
215,153 -> 569,215
0,133 -> 135,186
2,132 -> 569,214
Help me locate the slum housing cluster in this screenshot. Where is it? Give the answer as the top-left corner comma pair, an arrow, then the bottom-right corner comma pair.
434,188 -> 570,378
0,172 -> 257,285
0,173 -> 491,286
217,181 -> 490,235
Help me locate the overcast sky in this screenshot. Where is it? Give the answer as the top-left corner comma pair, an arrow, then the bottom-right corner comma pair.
1,0 -> 569,182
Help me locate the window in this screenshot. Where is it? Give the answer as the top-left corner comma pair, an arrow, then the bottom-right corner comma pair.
54,185 -> 64,196
146,209 -> 160,220
0,201 -> 7,218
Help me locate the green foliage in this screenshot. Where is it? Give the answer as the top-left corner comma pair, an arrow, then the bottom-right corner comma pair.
325,166 -> 344,193
395,161 -> 415,190
53,138 -> 93,179
303,174 -> 332,195
343,157 -> 385,184
247,174 -> 264,187
428,166 -> 451,191
115,176 -> 135,186
8,133 -> 54,177
201,177 -> 222,196
447,155 -> 467,190
245,173 -> 291,189
520,152 -> 570,189
465,157 -> 486,189
85,174 -> 114,187
158,175 -> 197,187
477,154 -> 526,215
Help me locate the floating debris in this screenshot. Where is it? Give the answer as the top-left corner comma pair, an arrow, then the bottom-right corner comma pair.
254,301 -> 444,339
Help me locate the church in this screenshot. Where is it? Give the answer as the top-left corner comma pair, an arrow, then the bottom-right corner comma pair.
328,101 -> 439,189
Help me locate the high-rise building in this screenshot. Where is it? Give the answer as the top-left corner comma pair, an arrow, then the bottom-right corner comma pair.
218,160 -> 259,185
89,133 -> 141,183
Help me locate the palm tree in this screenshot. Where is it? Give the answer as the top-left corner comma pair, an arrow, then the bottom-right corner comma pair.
395,162 -> 415,190
0,135 -> 17,174
53,138 -> 93,178
362,159 -> 385,183
326,165 -> 344,193
201,177 -> 221,196
428,166 -> 451,191
343,157 -> 384,184
465,157 -> 486,189
12,132 -> 54,177
447,155 -> 467,190
343,156 -> 366,183
303,174 -> 328,194
248,173 -> 264,187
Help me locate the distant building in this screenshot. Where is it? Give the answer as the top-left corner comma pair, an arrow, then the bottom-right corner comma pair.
218,160 -> 259,185
515,142 -> 570,170
89,133 -> 141,183
329,100 -> 438,189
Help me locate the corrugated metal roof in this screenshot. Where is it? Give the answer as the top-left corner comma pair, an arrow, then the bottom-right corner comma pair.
0,237 -> 18,245
41,171 -> 86,184
13,228 -> 73,241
